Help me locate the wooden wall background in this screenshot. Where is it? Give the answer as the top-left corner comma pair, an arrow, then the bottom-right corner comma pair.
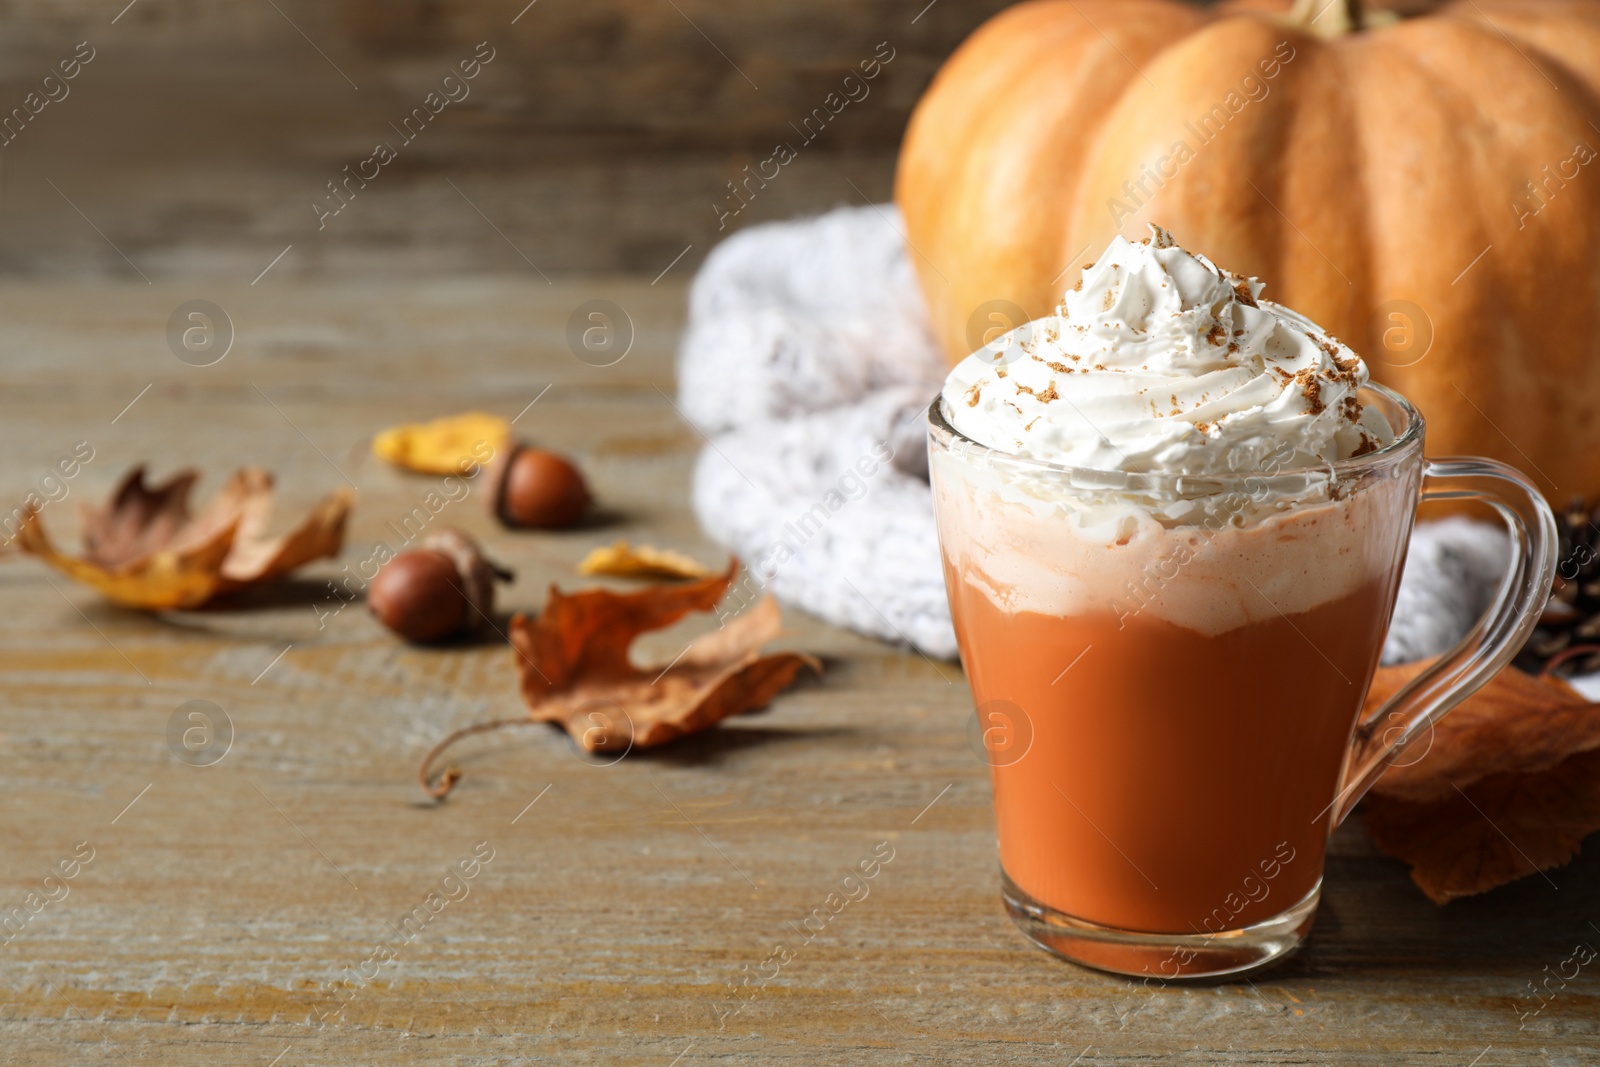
0,0 -> 1015,281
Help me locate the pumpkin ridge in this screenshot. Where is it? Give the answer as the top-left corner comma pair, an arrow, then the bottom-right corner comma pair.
1361,15 -> 1600,495
1052,2 -> 1224,286
1442,3 -> 1600,90
896,0 -> 1211,354
1387,24 -> 1524,426
1343,27 -> 1486,378
1321,35 -> 1375,358
1257,25 -> 1369,334
896,3 -> 1096,314
1023,2 -> 1191,293
1443,1 -> 1600,112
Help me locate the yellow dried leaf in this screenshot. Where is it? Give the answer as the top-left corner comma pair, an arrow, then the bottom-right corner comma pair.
372,411 -> 509,475
17,505 -> 236,610
577,540 -> 713,580
16,466 -> 352,611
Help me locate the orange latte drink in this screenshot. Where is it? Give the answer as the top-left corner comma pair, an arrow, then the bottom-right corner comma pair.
934,459 -> 1409,936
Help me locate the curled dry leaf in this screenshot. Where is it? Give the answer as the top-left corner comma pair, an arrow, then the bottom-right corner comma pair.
16,466 -> 353,610
577,539 -> 713,581
420,560 -> 819,798
1361,659 -> 1600,903
371,411 -> 509,476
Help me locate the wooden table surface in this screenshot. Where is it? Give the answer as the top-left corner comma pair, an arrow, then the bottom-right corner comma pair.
0,277 -> 1595,1065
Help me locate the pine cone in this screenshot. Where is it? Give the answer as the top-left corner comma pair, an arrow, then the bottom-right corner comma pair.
1513,496 -> 1600,676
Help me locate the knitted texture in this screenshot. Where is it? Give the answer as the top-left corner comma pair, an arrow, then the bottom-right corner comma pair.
679,205 -> 1512,667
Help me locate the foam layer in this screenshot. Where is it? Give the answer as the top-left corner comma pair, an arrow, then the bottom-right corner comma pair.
930,445 -> 1416,635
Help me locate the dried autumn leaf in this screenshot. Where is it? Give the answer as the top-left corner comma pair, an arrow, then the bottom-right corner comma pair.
419,561 -> 819,797
216,470 -> 354,588
372,411 -> 508,475
1360,659 -> 1600,902
16,466 -> 352,610
1364,749 -> 1600,905
1366,660 -> 1600,803
577,539 -> 713,581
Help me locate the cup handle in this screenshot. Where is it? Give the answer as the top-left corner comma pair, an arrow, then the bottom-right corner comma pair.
1332,457 -> 1558,827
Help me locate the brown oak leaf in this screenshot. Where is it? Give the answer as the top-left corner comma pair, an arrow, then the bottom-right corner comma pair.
1361,659 -> 1600,903
419,561 -> 819,798
16,466 -> 353,610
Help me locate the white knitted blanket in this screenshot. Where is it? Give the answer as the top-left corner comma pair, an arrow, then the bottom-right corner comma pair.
678,205 -> 1513,668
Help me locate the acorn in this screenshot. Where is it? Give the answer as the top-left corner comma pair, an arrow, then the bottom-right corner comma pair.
368,528 -> 512,643
488,443 -> 592,529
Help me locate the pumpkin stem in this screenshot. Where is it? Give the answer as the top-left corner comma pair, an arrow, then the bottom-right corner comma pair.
1287,0 -> 1365,36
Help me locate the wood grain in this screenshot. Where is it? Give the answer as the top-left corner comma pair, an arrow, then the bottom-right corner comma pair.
0,0 -> 1015,281
0,279 -> 1595,1064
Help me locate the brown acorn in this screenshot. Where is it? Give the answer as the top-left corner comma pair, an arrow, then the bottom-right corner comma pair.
487,443 -> 592,529
368,528 -> 512,643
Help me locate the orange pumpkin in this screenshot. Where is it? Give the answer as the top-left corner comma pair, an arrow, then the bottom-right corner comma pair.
896,0 -> 1600,501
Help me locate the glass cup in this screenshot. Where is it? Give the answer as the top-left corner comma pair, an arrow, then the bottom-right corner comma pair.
928,384 -> 1556,979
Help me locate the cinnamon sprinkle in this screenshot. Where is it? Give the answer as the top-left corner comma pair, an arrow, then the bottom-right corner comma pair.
1293,367 -> 1325,415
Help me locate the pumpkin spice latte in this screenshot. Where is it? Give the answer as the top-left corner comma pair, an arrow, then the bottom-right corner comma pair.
931,226 -> 1429,975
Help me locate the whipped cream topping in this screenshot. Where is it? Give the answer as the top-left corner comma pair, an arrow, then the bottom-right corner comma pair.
942,226 -> 1394,476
